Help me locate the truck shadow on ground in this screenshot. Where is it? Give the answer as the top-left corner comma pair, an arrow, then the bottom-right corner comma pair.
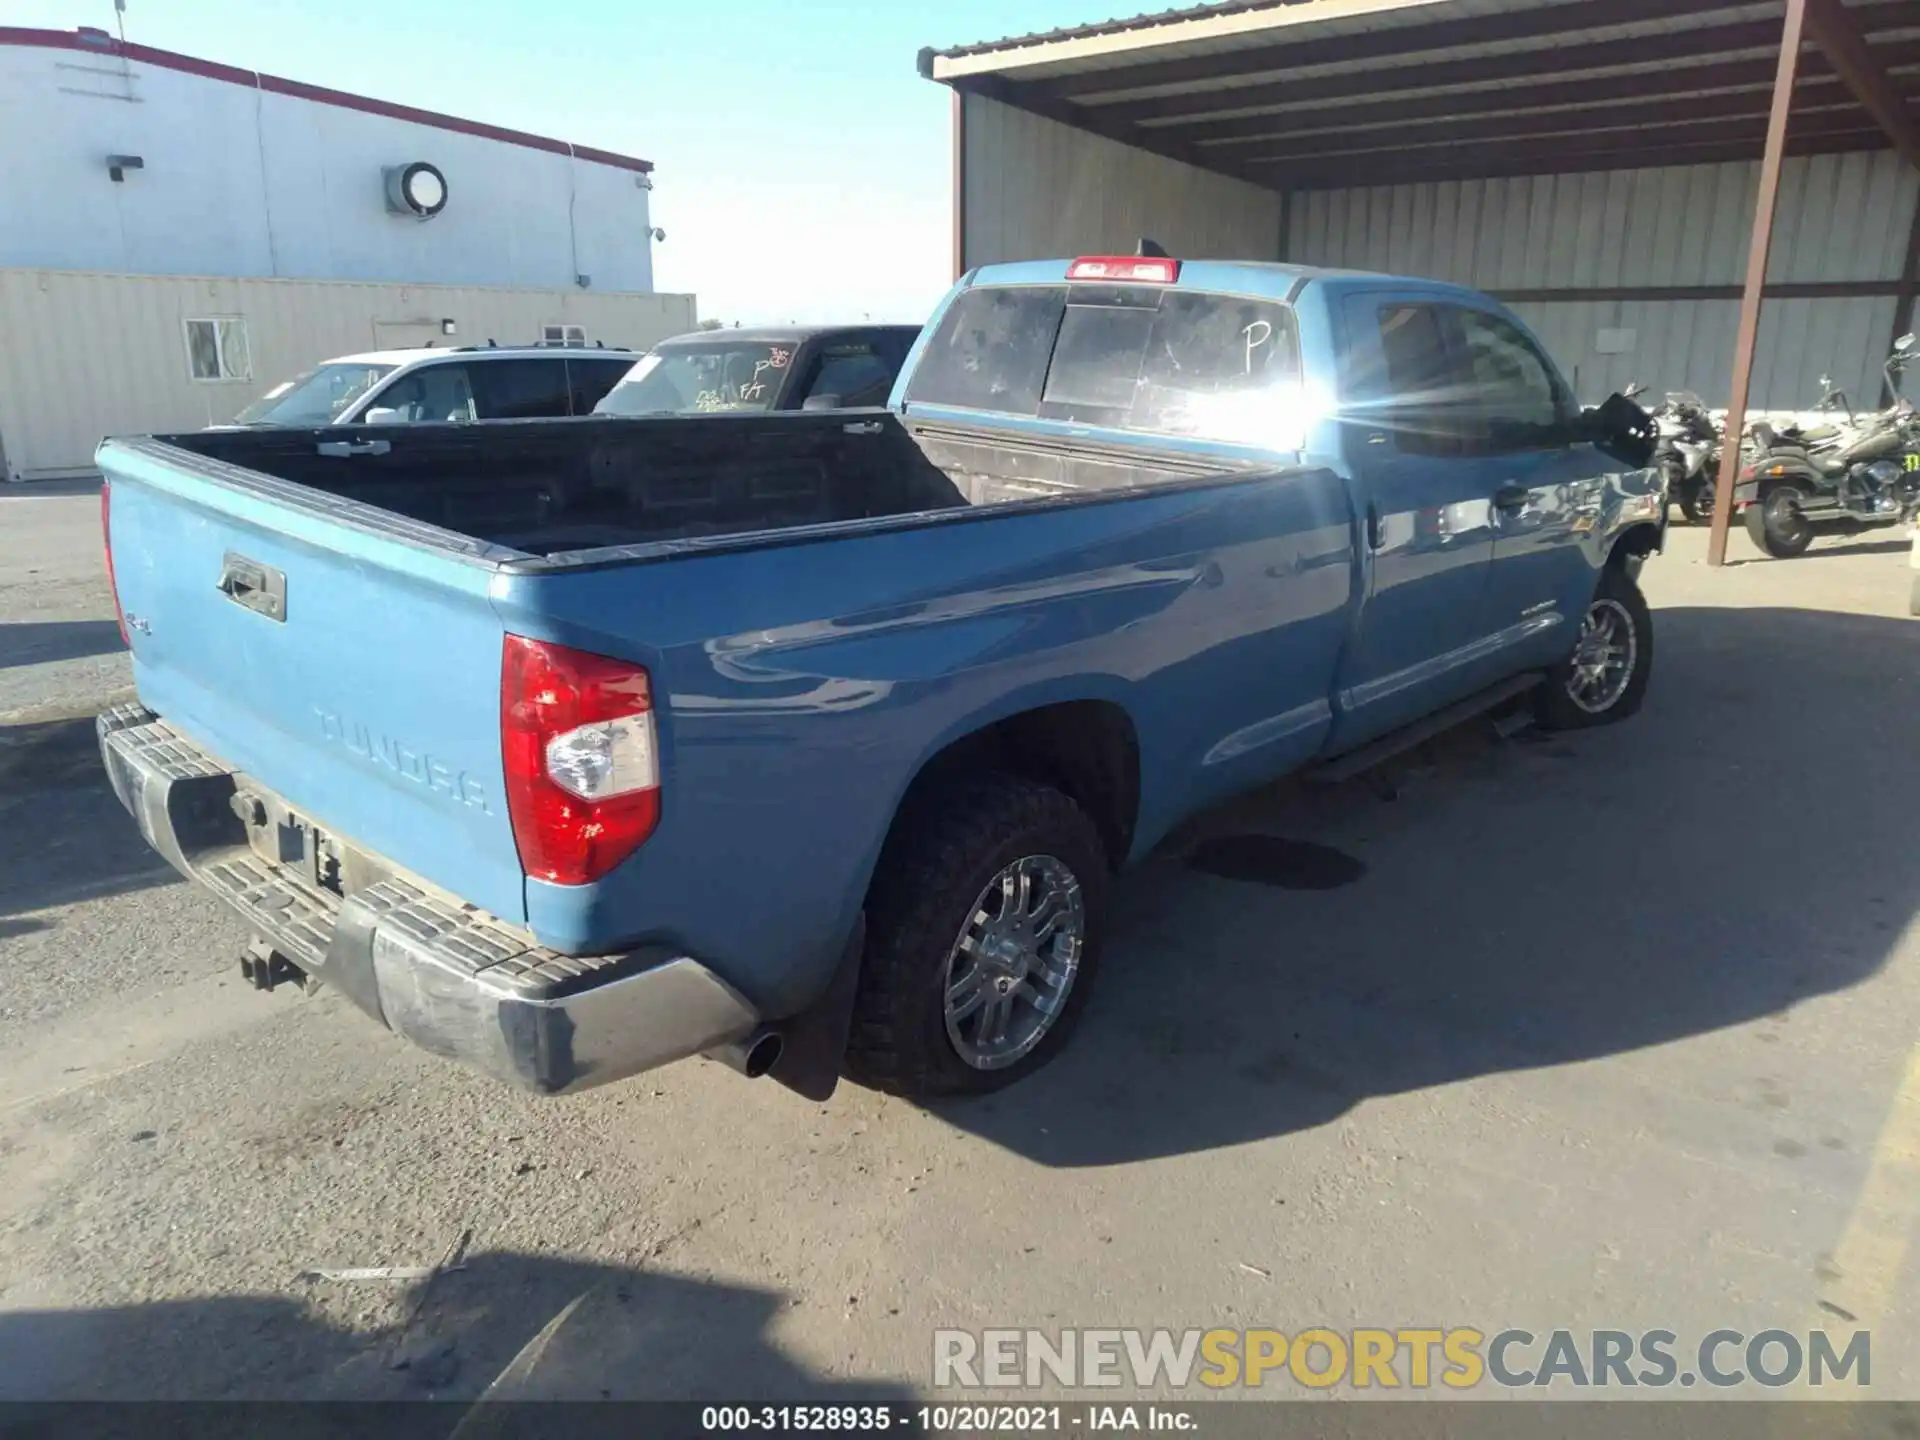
0,620 -> 125,670
0,1250 -> 909,1409
0,712 -> 179,921
942,604 -> 1920,1167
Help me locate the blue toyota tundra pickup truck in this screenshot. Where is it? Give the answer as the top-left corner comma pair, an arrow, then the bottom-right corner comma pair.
95,254 -> 1663,1103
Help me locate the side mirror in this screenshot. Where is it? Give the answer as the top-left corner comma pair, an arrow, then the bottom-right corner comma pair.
1581,390 -> 1656,469
361,406 -> 405,426
1897,334 -> 1916,352
800,393 -> 843,412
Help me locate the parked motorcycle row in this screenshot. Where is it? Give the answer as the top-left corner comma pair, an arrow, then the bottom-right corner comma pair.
1630,333 -> 1920,562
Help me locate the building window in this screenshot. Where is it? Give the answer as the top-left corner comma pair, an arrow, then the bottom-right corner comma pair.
542,323 -> 587,348
185,318 -> 251,381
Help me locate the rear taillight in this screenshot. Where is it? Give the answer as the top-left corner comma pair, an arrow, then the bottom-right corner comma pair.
100,481 -> 129,646
501,635 -> 660,886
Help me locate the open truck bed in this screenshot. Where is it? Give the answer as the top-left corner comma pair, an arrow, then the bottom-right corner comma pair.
160,411 -> 1249,562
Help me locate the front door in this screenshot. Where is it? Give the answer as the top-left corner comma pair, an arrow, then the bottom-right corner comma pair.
1330,294 -> 1500,747
1451,306 -> 1609,671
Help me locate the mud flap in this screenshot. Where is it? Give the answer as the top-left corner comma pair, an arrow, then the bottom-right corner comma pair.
768,914 -> 867,1103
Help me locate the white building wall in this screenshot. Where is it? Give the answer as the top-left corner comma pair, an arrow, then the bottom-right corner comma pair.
0,269 -> 697,479
0,39 -> 656,294
962,94 -> 1282,268
1288,152 -> 1920,409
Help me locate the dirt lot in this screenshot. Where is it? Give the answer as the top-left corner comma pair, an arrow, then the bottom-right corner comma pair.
1,482 -> 1916,1405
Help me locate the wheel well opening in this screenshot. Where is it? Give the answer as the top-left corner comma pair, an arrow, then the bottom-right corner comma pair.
889,701 -> 1140,871
1609,523 -> 1661,568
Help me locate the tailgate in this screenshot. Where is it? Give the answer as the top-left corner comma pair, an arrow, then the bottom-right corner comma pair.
99,439 -> 526,923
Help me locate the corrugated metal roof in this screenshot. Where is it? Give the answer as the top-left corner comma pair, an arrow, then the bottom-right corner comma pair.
931,1 -> 1317,61
928,0 -> 1910,192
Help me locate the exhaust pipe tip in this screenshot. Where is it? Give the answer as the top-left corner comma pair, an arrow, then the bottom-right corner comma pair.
706,1028 -> 784,1080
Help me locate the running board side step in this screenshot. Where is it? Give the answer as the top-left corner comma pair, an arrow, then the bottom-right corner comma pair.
1307,673 -> 1543,785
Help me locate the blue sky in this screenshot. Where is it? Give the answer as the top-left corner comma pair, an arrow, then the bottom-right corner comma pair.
6,0 -> 1103,323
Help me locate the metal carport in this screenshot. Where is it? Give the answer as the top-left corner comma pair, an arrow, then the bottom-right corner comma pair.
919,0 -> 1920,563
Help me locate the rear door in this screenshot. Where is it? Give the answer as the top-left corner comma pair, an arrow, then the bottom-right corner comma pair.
565,356 -> 636,414
1331,294 -> 1499,743
102,440 -> 527,922
471,358 -> 574,419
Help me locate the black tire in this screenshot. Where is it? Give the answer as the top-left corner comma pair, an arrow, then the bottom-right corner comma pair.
845,775 -> 1109,1100
1678,480 -> 1716,526
1745,481 -> 1816,558
1534,565 -> 1654,731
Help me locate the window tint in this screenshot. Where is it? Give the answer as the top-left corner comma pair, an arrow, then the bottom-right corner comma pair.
907,286 -> 1304,446
904,286 -> 1065,417
472,358 -> 573,419
1452,309 -> 1569,450
366,364 -> 475,423
803,345 -> 895,407
566,357 -> 635,415
1372,304 -> 1466,457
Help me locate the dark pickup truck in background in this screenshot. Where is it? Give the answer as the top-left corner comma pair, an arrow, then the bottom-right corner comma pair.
593,324 -> 922,418
94,255 -> 1662,1107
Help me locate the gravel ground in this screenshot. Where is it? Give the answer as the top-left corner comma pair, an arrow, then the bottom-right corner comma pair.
1,484 -> 1916,1408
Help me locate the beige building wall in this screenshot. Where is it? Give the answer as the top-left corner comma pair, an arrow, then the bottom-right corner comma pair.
960,94 -> 1282,271
0,269 -> 698,479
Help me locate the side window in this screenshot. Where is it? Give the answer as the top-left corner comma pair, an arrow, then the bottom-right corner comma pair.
1451,309 -> 1570,452
473,359 -> 573,419
802,346 -> 894,407
1374,304 -> 1466,458
566,357 -> 635,414
366,364 -> 475,423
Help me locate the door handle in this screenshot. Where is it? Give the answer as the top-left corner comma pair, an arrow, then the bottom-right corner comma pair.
1493,481 -> 1531,511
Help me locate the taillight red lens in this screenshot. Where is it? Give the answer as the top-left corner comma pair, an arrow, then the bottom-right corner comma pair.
100,481 -> 129,647
501,634 -> 660,885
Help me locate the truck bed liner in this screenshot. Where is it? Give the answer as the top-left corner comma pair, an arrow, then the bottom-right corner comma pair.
154,412 -> 1252,562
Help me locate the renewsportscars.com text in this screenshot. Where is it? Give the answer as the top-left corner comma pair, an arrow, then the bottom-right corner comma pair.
932,1327 -> 1871,1391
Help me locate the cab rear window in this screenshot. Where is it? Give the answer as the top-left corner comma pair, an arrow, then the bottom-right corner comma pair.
905,283 -> 1303,445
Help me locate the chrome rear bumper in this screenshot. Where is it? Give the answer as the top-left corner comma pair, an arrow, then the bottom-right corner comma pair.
96,704 -> 759,1094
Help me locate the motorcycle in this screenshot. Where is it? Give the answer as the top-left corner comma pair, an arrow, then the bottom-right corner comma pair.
1649,390 -> 1723,524
1735,335 -> 1920,558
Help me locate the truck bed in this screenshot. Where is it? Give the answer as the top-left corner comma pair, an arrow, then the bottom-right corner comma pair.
161,412 -> 1248,561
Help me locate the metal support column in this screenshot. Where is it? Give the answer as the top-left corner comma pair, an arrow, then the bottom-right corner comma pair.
1708,0 -> 1807,567
951,88 -> 968,282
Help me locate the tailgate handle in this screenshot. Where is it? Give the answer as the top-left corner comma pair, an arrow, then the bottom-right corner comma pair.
217,552 -> 287,622
315,439 -> 391,458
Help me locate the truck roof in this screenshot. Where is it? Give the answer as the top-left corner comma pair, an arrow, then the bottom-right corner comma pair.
964,257 -> 1499,308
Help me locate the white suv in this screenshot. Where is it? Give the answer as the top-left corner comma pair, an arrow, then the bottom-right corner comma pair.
231,345 -> 636,428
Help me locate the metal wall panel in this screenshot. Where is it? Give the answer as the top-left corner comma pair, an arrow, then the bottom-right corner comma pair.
0,44 -> 658,294
0,270 -> 697,480
1288,152 -> 1920,408
962,94 -> 1282,268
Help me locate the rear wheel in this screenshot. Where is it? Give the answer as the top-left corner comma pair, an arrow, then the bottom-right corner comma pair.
846,775 -> 1109,1100
1745,481 -> 1816,558
1678,478 -> 1717,526
1535,565 -> 1653,731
